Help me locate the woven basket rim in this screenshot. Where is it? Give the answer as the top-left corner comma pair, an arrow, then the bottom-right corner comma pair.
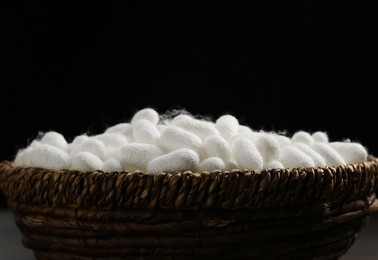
1,157 -> 378,210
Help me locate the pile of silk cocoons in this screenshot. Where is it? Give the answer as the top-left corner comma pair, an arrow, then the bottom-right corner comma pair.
14,108 -> 368,173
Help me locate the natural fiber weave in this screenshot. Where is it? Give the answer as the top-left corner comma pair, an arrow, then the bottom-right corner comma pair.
1,158 -> 378,259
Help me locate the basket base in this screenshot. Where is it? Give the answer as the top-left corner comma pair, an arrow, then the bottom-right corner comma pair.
7,196 -> 376,259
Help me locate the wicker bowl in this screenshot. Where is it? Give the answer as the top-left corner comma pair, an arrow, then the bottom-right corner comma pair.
1,158 -> 378,259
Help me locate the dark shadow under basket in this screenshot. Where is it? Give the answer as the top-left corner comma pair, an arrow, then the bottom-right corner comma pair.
1,157 -> 378,259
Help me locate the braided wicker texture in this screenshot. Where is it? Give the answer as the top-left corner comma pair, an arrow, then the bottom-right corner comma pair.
1,158 -> 378,259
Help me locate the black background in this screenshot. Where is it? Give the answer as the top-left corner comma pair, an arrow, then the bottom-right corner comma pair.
1,2 -> 377,206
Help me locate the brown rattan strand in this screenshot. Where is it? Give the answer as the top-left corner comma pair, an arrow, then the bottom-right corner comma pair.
1,158 -> 378,210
